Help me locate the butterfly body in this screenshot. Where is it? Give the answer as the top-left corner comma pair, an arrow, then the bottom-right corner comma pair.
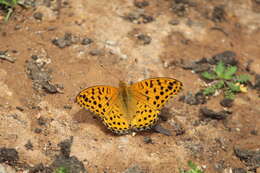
76,78 -> 182,134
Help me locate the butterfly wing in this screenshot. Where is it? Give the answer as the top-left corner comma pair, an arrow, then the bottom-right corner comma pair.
130,78 -> 182,130
76,86 -> 130,134
130,77 -> 183,109
130,101 -> 160,131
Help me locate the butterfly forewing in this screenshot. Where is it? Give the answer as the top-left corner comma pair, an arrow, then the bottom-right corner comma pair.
130,77 -> 183,109
76,85 -> 130,134
76,86 -> 118,118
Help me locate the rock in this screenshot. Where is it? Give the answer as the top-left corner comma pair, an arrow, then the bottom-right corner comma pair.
153,124 -> 172,136
179,91 -> 206,105
0,148 -> 19,165
137,34 -> 152,45
254,74 -> 260,90
143,137 -> 153,144
29,163 -> 52,173
212,6 -> 226,22
220,98 -> 234,108
210,51 -> 238,65
33,12 -> 43,20
232,168 -> 247,173
24,140 -> 33,150
34,6 -> 56,21
49,137 -> 87,173
234,147 -> 260,169
89,49 -> 102,56
81,38 -> 93,45
123,165 -> 144,173
34,128 -> 42,134
134,0 -> 149,8
200,107 -> 230,120
52,33 -> 78,48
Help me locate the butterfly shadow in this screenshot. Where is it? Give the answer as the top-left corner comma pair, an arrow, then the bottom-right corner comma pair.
72,109 -> 118,136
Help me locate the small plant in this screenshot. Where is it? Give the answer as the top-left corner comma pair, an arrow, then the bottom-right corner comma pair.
0,0 -> 20,21
55,166 -> 69,173
201,61 -> 250,99
179,161 -> 204,173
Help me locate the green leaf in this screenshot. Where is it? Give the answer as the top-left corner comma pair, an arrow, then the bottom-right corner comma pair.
55,167 -> 69,173
224,90 -> 235,100
213,80 -> 225,89
215,61 -> 225,78
203,86 -> 216,95
188,161 -> 197,170
235,74 -> 250,83
226,82 -> 240,92
0,0 -> 16,7
223,66 -> 237,80
201,71 -> 217,80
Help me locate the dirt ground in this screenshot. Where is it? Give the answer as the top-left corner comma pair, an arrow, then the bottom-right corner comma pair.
0,0 -> 260,173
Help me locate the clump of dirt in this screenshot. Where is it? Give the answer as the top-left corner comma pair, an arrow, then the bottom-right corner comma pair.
0,148 -> 19,166
29,137 -> 87,173
26,55 -> 61,94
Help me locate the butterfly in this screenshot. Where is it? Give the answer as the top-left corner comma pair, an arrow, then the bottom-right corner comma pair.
76,77 -> 183,134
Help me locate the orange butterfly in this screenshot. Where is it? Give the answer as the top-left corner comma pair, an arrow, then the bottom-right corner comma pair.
76,77 -> 182,134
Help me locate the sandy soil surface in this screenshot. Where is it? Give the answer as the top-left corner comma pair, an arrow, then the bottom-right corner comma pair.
0,0 -> 260,172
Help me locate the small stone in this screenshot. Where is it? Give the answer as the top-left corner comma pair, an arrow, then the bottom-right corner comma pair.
232,168 -> 247,173
134,0 -> 149,8
169,19 -> 180,25
250,130 -> 258,135
34,128 -> 42,134
33,12 -> 43,20
143,137 -> 153,144
220,98 -> 234,108
200,107 -> 229,120
212,6 -> 226,22
14,25 -> 22,30
211,51 -> 237,65
42,82 -> 59,94
140,14 -> 154,23
24,140 -> 33,150
153,124 -> 172,136
64,105 -> 72,110
254,74 -> 260,90
37,117 -> 46,126
137,34 -> 151,45
179,91 -> 206,105
89,49 -> 101,56
0,148 -> 19,165
81,38 -> 93,45
123,165 -> 144,173
16,106 -> 24,111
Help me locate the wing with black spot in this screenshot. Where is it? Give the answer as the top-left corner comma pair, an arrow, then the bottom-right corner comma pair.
130,77 -> 183,109
76,86 -> 118,117
130,101 -> 159,131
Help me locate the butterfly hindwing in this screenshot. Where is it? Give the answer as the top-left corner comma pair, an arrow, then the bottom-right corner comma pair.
130,77 -> 183,109
103,104 -> 130,134
131,101 -> 159,131
76,86 -> 118,118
